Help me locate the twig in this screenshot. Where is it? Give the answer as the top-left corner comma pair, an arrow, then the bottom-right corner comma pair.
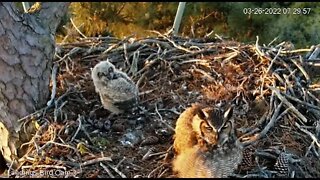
290,56 -> 310,83
147,163 -> 165,178
307,91 -> 320,104
281,48 -> 312,54
259,102 -> 283,137
294,122 -> 320,149
135,57 -> 161,76
255,36 -> 265,57
158,108 -> 181,116
101,35 -> 135,55
260,47 -> 282,96
242,102 -> 283,146
81,156 -> 112,167
158,167 -> 169,178
7,159 -> 15,178
142,147 -> 155,161
47,63 -> 59,106
38,141 -> 79,157
268,86 -> 308,123
129,50 -> 139,75
148,151 -> 168,158
115,157 -> 126,169
305,141 -> 315,157
191,67 -> 216,82
178,59 -> 208,64
70,115 -> 82,143
168,49 -> 216,61
140,39 -> 172,49
70,18 -> 87,38
149,30 -> 194,53
154,104 -> 175,132
100,163 -> 115,178
283,74 -> 296,96
17,108 -> 44,122
79,125 -> 94,145
276,107 -> 292,121
307,46 -> 320,60
267,36 -> 279,46
107,163 -> 126,178
54,100 -> 68,122
283,93 -> 320,111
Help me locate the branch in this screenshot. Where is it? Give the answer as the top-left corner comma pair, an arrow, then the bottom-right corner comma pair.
268,86 -> 308,123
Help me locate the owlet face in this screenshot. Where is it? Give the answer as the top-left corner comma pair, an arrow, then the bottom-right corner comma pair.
97,63 -> 115,80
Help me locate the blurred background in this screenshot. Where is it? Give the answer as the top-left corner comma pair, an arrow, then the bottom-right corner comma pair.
19,2 -> 320,48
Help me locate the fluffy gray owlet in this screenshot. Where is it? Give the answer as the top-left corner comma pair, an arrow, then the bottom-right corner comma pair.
91,61 -> 139,114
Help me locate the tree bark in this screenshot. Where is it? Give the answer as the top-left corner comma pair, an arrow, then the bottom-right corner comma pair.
0,2 -> 70,168
0,2 -> 70,130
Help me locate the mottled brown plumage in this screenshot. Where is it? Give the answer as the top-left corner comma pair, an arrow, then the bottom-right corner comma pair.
91,60 -> 139,114
172,103 -> 243,177
173,103 -> 222,155
173,117 -> 243,178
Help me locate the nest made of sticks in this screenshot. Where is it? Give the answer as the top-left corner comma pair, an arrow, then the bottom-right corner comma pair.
10,31 -> 320,178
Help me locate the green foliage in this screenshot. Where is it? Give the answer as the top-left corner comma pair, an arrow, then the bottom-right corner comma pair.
181,2 -> 230,37
56,2 -> 319,47
265,2 -> 320,47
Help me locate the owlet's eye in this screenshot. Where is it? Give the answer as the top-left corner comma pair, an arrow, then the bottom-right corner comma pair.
97,72 -> 104,78
108,66 -> 114,73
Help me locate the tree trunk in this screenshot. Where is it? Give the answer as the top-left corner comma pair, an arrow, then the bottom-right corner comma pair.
0,2 -> 70,169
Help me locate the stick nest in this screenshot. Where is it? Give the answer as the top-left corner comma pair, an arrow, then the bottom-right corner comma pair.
11,32 -> 320,178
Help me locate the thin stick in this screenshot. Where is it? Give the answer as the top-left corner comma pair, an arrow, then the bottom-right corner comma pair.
100,163 -> 115,178
260,47 -> 282,96
307,91 -> 320,104
158,168 -> 169,178
281,48 -> 312,54
154,104 -> 175,132
70,18 -> 87,38
259,102 -> 283,138
7,159 -> 15,178
268,86 -> 307,123
267,36 -> 279,46
81,157 -> 112,167
148,163 -> 165,178
255,36 -> 265,57
107,163 -> 126,178
276,107 -> 292,121
192,67 -> 216,82
283,93 -> 320,111
295,122 -> 320,148
148,151 -> 168,157
70,115 -> 82,143
47,63 -> 59,106
101,35 -> 135,55
290,56 -> 310,83
115,157 -> 126,169
149,30 -> 193,53
142,147 -> 155,161
242,102 -> 283,146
